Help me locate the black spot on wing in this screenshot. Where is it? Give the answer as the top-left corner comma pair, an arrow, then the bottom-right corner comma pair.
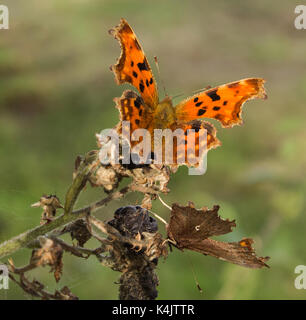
139,80 -> 145,93
197,109 -> 206,116
213,106 -> 220,111
195,101 -> 203,107
206,89 -> 221,101
134,97 -> 142,109
137,59 -> 149,71
133,71 -> 138,78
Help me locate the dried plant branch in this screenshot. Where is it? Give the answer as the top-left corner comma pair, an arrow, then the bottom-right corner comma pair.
47,236 -> 101,259
73,185 -> 132,216
0,178 -> 132,259
9,273 -> 78,300
0,137 -> 269,300
0,212 -> 87,259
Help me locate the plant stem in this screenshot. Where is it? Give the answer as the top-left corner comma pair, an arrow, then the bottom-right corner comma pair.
64,151 -> 98,214
0,185 -> 131,259
0,212 -> 85,259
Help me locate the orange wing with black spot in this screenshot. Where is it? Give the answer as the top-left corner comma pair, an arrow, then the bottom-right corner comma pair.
114,90 -> 153,148
171,120 -> 221,167
175,78 -> 267,128
109,18 -> 159,109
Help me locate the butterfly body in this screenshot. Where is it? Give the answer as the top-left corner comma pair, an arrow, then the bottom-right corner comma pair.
110,19 -> 267,166
153,96 -> 176,129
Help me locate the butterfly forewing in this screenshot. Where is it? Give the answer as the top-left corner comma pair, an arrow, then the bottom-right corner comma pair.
110,18 -> 159,109
175,78 -> 267,128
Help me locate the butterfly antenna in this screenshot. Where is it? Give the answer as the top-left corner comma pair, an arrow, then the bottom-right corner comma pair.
172,86 -> 212,102
192,85 -> 212,95
154,56 -> 168,97
172,92 -> 186,100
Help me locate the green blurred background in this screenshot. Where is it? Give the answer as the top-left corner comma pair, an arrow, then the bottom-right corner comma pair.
1,0 -> 306,299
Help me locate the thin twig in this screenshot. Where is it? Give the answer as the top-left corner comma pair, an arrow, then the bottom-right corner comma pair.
158,195 -> 172,211
73,185 -> 131,216
148,210 -> 168,225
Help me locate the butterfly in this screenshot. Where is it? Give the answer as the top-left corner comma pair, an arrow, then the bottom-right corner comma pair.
109,18 -> 267,167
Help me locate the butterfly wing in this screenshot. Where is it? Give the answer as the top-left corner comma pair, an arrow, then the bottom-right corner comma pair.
171,120 -> 220,167
110,18 -> 159,109
114,90 -> 153,148
175,78 -> 267,127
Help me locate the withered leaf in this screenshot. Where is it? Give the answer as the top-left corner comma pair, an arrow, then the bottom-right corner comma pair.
88,164 -> 119,192
141,232 -> 168,261
31,237 -> 64,282
65,219 -> 92,247
167,202 -> 269,269
184,237 -> 269,268
168,202 -> 236,241
31,194 -> 63,224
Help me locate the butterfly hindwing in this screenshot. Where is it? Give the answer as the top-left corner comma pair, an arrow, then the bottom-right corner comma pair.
175,78 -> 267,128
110,18 -> 159,109
171,120 -> 221,167
114,90 -> 153,148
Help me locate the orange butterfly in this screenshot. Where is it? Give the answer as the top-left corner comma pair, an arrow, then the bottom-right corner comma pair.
109,18 -> 267,167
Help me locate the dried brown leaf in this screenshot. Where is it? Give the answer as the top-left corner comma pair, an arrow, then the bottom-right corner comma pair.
168,202 -> 236,241
167,202 -> 269,269
31,194 -> 63,224
31,237 -> 64,282
88,164 -> 119,192
64,219 -> 92,247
